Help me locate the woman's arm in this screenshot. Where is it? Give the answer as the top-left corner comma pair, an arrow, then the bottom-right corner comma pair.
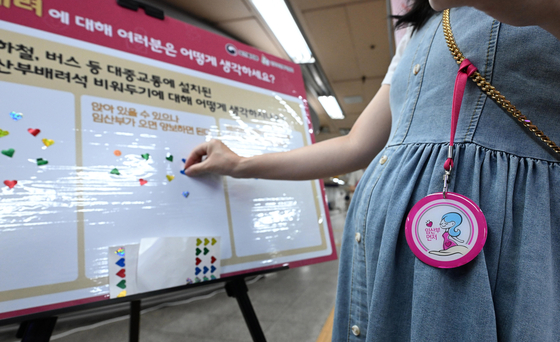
184,84 -> 392,180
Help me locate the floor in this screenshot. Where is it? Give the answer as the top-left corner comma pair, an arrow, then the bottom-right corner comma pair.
0,210 -> 346,342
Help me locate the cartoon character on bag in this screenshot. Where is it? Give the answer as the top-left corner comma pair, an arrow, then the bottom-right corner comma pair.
429,212 -> 470,256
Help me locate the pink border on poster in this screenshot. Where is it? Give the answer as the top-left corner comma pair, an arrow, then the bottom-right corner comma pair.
0,0 -> 336,320
405,192 -> 487,269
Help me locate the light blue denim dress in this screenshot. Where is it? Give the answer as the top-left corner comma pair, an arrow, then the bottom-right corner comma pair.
332,7 -> 560,341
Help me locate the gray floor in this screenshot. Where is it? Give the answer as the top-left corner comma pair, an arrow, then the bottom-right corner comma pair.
1,210 -> 346,342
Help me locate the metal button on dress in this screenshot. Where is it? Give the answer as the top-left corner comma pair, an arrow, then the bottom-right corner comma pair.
351,325 -> 361,336
413,64 -> 421,75
355,232 -> 361,243
379,155 -> 388,164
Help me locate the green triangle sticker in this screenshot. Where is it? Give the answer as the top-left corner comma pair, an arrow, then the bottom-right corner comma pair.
116,280 -> 126,289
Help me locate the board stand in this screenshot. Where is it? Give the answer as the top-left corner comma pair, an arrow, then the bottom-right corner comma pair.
225,277 -> 267,342
129,300 -> 141,342
16,317 -> 57,342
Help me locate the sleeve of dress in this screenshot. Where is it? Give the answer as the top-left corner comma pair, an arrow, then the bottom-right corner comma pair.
381,26 -> 413,86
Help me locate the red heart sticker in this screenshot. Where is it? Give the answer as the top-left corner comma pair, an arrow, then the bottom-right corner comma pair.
139,179 -> 147,186
116,269 -> 126,278
196,257 -> 202,266
27,128 -> 40,136
4,180 -> 17,189
211,256 -> 217,264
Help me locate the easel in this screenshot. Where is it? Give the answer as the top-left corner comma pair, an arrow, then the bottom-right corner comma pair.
14,269 -> 284,342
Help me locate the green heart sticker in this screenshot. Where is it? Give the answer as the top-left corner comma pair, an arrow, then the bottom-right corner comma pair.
0,129 -> 9,137
196,248 -> 201,256
110,168 -> 120,175
2,148 -> 14,157
166,155 -> 173,162
116,280 -> 126,289
141,153 -> 150,160
203,247 -> 209,255
36,158 -> 48,166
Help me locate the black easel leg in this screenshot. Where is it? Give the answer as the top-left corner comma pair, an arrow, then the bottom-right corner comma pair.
225,278 -> 266,342
129,300 -> 141,342
19,317 -> 57,342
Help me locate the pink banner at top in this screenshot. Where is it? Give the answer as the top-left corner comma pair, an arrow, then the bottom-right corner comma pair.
0,0 -> 306,98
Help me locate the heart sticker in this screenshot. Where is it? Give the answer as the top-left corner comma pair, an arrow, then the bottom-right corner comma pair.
28,128 -> 40,136
204,238 -> 210,246
211,238 -> 217,246
36,158 -> 48,166
10,111 -> 22,121
110,168 -> 120,175
117,290 -> 127,298
166,155 -> 173,162
210,275 -> 217,280
196,248 -> 201,256
116,280 -> 126,289
203,266 -> 209,274
42,138 -> 54,147
211,256 -> 217,264
166,175 -> 174,182
180,169 -> 186,175
4,180 -> 17,189
2,148 -> 14,157
196,257 -> 202,266
195,267 -> 201,276
426,220 -> 433,227
196,238 -> 202,246
186,278 -> 193,284
116,269 -> 126,278
195,277 -> 201,283
203,276 -> 209,281
115,248 -> 125,257
182,191 -> 190,198
116,258 -> 125,267
210,265 -> 216,273
141,153 -> 150,160
203,247 -> 209,255
0,129 -> 9,137
139,179 -> 148,186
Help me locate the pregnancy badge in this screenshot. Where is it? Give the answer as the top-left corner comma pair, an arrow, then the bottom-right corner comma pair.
405,58 -> 488,268
405,192 -> 487,268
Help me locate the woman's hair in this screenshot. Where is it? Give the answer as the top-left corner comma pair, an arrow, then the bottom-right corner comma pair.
442,212 -> 463,237
393,0 -> 437,33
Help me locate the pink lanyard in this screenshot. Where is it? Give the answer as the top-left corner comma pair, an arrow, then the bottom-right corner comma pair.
443,59 -> 478,195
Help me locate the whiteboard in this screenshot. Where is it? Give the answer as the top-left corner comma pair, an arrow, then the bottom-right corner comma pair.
0,0 -> 335,319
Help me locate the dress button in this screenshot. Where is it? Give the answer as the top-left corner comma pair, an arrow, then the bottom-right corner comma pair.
351,325 -> 361,336
355,232 -> 361,243
413,63 -> 421,75
379,155 -> 388,164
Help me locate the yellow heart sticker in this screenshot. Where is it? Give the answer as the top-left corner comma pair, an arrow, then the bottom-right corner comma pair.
42,138 -> 54,147
0,129 -> 9,137
166,175 -> 175,182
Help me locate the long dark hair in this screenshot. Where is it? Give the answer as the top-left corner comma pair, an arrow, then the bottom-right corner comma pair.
392,0 -> 436,33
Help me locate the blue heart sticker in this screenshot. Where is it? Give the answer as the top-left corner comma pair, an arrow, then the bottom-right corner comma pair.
203,266 -> 209,274
211,265 -> 216,273
195,267 -> 201,275
116,258 -> 125,267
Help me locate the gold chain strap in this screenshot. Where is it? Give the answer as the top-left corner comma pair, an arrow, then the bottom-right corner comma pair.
442,9 -> 560,154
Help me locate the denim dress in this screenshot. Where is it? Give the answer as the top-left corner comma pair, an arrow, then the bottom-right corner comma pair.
332,7 -> 560,342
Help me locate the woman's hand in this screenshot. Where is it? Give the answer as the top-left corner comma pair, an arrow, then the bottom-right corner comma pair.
184,139 -> 243,177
